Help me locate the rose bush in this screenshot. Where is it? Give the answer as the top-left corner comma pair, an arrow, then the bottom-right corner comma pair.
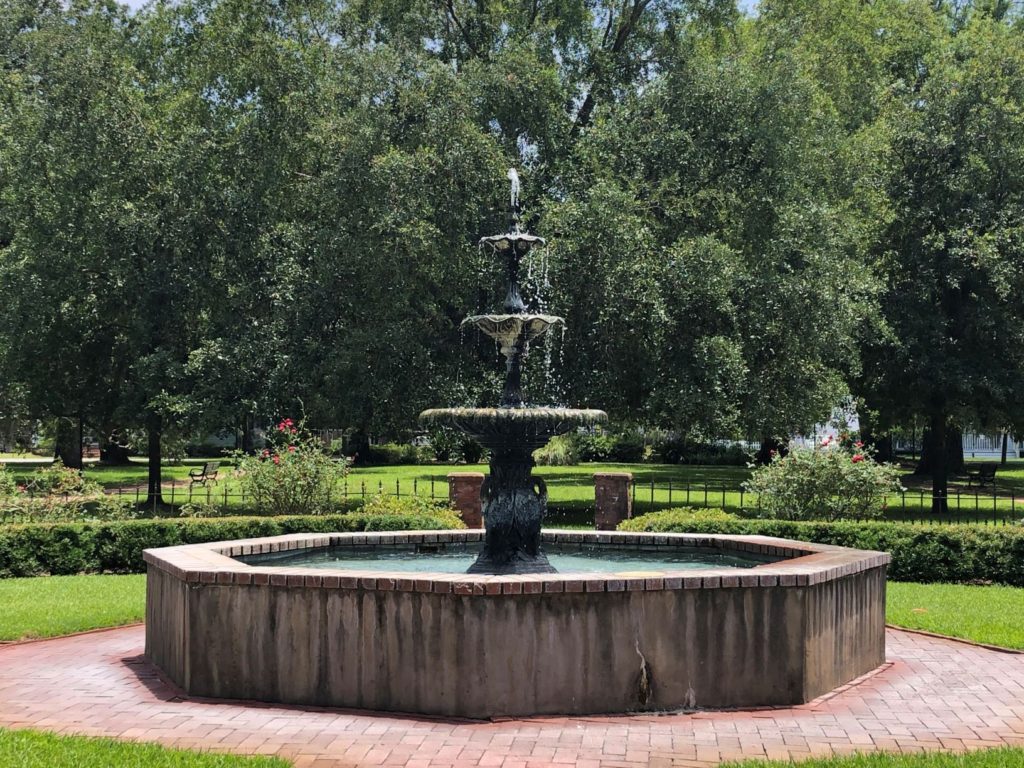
234,418 -> 349,516
744,434 -> 903,521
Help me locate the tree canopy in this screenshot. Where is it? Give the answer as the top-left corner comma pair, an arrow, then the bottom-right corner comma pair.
1,0 -> 1023,503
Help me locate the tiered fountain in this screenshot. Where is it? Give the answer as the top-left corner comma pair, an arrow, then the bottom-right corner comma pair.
144,170 -> 890,719
420,169 -> 606,574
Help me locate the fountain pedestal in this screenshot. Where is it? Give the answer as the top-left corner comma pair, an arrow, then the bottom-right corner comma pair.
469,449 -> 552,573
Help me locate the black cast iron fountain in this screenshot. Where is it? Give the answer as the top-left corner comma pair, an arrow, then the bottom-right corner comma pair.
419,170 -> 607,574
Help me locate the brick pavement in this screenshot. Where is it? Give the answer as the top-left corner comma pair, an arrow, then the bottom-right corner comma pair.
1,627 -> 1023,767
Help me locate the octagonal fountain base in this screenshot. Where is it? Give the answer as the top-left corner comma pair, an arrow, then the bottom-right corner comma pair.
144,531 -> 889,718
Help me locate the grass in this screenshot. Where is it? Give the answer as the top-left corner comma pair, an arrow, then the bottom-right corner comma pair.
0,574 -> 146,642
723,748 -> 1024,767
886,581 -> 1024,650
3,575 -> 1022,651
0,728 -> 289,767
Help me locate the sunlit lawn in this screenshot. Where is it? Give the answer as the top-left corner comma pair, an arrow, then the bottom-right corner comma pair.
0,729 -> 289,767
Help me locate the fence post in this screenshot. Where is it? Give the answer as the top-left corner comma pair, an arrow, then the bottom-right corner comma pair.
447,472 -> 484,528
594,472 -> 633,530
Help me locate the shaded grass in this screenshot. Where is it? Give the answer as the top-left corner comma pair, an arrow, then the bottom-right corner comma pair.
723,748 -> 1024,767
0,574 -> 146,642
886,581 -> 1024,650
0,728 -> 289,767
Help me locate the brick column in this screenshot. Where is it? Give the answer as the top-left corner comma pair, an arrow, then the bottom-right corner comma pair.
447,472 -> 485,529
594,472 -> 633,531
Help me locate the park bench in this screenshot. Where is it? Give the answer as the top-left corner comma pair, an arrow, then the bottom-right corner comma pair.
189,461 -> 220,487
966,462 -> 997,488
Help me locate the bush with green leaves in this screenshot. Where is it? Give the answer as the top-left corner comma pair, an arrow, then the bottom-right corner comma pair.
533,435 -> 578,466
744,437 -> 903,521
619,510 -> 1024,586
0,507 -> 464,577
0,495 -> 140,525
359,493 -> 465,529
23,461 -> 100,497
0,466 -> 16,498
234,418 -> 348,516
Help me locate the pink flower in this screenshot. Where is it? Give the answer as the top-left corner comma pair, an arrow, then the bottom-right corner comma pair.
821,436 -> 831,446
261,449 -> 270,458
852,454 -> 865,463
287,445 -> 296,453
854,440 -> 864,448
272,455 -> 281,465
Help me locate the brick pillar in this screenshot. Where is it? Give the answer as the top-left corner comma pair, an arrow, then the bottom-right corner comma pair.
447,472 -> 485,529
594,472 -> 633,531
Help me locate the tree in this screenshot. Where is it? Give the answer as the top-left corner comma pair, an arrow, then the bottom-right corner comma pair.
861,11 -> 1024,512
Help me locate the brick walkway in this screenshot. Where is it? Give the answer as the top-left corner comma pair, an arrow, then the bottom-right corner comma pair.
1,627 -> 1023,767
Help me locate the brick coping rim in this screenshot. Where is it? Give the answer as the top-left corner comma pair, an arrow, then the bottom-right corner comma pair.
143,530 -> 889,595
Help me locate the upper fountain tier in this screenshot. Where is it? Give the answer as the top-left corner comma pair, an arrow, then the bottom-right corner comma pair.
462,313 -> 564,360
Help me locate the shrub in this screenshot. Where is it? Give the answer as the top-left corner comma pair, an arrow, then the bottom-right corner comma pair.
619,509 -> 1024,586
359,493 -> 465,529
23,461 -> 100,497
744,437 -> 903,521
652,436 -> 750,465
234,418 -> 349,516
534,435 -> 578,466
427,427 -> 460,462
364,442 -> 429,465
0,507 -> 464,577
458,436 -> 486,464
0,495 -> 141,525
0,465 -> 16,497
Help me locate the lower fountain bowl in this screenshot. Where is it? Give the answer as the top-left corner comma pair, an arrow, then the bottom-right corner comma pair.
144,530 -> 889,718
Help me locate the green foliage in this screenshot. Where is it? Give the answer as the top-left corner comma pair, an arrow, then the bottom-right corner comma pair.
234,419 -> 349,516
0,495 -> 141,525
0,507 -> 464,577
534,435 -> 579,466
23,460 -> 101,497
0,465 -> 15,497
358,493 -> 465,530
0,728 -> 290,768
364,443 -> 431,466
744,438 -> 904,521
619,512 -> 1024,586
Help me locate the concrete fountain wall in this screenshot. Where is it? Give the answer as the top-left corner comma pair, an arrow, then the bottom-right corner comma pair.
144,530 -> 889,718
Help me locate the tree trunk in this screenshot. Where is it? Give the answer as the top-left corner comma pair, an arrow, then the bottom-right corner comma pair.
100,441 -> 132,464
53,416 -> 83,470
241,413 -> 255,454
927,411 -> 948,515
1001,431 -> 1009,466
915,425 -> 964,475
754,436 -> 786,465
146,413 -> 162,507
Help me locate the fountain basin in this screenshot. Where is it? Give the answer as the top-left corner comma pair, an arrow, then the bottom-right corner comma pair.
144,530 -> 888,718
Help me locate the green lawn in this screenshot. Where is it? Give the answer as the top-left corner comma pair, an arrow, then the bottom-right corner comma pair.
0,574 -> 146,642
886,581 -> 1024,650
0,729 -> 288,767
725,749 -> 1024,767
3,575 -> 1021,650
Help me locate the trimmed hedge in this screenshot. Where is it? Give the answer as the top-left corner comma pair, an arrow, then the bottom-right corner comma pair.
0,511 -> 463,578
619,509 -> 1024,586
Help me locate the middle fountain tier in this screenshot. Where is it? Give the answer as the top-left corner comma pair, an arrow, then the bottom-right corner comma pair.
420,171 -> 606,574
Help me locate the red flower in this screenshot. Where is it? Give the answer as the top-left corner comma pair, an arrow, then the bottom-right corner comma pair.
261,449 -> 270,458
854,440 -> 864,448
287,445 -> 296,453
852,454 -> 865,463
272,455 -> 281,465
290,428 -> 297,435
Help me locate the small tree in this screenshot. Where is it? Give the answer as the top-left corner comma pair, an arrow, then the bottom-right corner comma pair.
745,435 -> 903,521
234,419 -> 348,517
